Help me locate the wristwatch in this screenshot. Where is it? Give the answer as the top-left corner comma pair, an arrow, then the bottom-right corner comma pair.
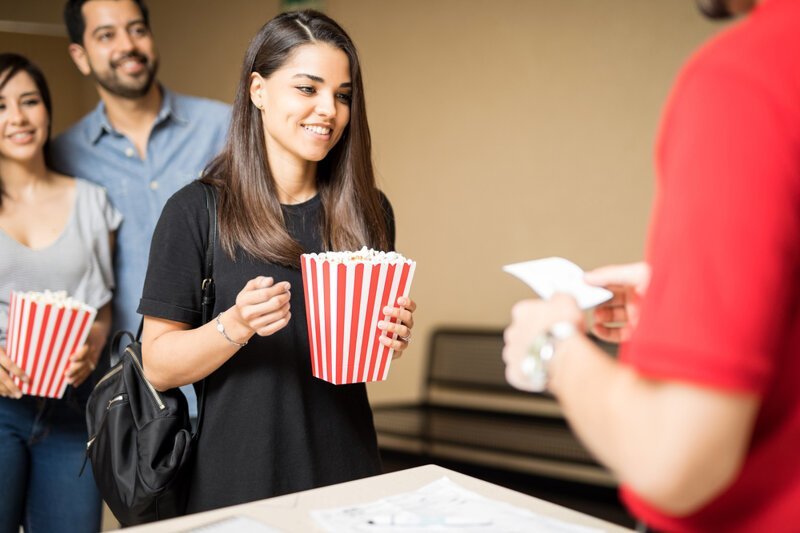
521,321 -> 577,391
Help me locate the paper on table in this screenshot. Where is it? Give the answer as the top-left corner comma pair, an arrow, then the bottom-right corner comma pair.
311,477 -> 605,533
503,257 -> 613,310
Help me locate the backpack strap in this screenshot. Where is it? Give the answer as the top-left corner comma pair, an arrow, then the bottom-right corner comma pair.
200,182 -> 217,324
194,182 -> 217,438
111,330 -> 136,358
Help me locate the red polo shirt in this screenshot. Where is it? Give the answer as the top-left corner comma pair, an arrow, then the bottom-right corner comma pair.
619,0 -> 800,530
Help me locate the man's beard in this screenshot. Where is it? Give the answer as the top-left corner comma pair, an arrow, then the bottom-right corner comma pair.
695,0 -> 735,19
90,52 -> 159,99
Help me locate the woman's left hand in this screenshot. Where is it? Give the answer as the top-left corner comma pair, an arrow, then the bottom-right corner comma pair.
378,296 -> 417,359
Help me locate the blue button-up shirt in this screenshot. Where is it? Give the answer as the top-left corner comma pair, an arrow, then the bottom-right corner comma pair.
50,88 -> 230,415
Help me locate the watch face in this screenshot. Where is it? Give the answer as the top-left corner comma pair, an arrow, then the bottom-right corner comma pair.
523,333 -> 554,392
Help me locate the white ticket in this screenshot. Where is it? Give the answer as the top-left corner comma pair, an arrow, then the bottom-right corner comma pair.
503,257 -> 613,309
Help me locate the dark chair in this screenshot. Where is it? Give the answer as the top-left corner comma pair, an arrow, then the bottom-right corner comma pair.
373,327 -> 616,487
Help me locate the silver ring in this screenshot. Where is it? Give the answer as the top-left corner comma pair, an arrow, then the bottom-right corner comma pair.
398,335 -> 411,343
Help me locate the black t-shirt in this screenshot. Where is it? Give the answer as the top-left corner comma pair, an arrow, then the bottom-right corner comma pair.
138,181 -> 394,513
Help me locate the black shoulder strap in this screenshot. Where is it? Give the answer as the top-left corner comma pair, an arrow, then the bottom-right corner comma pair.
195,182 -> 217,438
200,182 -> 217,323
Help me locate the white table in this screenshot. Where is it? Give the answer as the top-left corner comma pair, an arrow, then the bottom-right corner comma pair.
125,464 -> 631,532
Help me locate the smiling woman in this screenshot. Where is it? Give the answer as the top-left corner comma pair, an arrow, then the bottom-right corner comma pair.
136,10 -> 418,515
253,42 -> 352,181
0,53 -> 121,533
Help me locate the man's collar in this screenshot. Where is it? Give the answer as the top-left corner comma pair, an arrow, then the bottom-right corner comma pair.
85,99 -> 114,144
158,87 -> 189,127
85,85 -> 187,144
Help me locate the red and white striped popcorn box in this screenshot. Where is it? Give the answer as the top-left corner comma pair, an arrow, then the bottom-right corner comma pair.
301,248 -> 416,385
5,290 -> 97,398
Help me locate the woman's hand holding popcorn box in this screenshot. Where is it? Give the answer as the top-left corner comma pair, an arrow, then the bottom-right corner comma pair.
2,290 -> 97,399
301,247 -> 417,385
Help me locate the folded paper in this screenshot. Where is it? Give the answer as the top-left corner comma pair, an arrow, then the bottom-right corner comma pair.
503,257 -> 613,309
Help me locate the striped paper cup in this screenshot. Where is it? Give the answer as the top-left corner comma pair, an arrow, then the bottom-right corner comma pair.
300,248 -> 416,385
5,290 -> 97,398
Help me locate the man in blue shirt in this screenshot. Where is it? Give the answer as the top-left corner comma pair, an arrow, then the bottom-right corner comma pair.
51,0 -> 230,416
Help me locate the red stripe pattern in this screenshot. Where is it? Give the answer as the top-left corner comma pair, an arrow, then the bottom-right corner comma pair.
300,254 -> 416,385
6,291 -> 97,398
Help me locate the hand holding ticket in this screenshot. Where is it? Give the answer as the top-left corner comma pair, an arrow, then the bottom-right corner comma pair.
503,257 -> 613,309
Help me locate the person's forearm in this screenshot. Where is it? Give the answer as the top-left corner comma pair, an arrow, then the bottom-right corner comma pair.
549,337 -> 643,482
142,310 -> 253,390
549,336 -> 754,515
89,304 -> 113,361
94,304 -> 112,341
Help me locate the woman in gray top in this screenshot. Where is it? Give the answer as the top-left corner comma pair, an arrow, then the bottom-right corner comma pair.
0,54 -> 121,533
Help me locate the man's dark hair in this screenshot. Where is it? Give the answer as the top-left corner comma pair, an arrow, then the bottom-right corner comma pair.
63,0 -> 151,45
694,0 -> 758,20
695,0 -> 735,19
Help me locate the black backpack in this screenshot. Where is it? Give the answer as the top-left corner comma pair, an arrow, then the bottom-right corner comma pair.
83,183 -> 216,526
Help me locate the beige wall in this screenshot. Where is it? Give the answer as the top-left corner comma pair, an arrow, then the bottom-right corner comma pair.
328,0 -> 721,404
1,1 -> 723,404
0,31 -> 95,135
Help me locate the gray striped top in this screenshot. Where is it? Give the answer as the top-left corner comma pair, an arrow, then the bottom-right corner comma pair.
0,178 -> 122,345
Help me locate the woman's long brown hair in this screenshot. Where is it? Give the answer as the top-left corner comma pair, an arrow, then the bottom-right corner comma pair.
202,10 -> 390,267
